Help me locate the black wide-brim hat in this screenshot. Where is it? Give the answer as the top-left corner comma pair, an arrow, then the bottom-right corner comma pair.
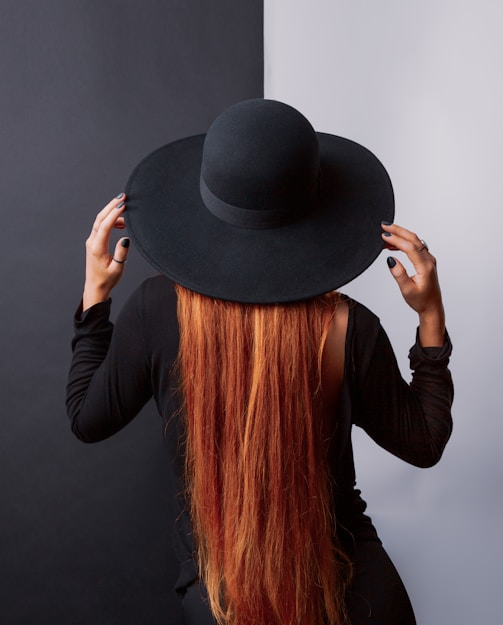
125,99 -> 394,303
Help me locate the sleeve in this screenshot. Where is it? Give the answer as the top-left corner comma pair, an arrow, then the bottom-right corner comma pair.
66,286 -> 153,443
352,318 -> 454,468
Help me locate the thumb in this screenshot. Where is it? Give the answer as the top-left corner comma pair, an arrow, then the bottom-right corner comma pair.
386,256 -> 410,289
112,237 -> 130,267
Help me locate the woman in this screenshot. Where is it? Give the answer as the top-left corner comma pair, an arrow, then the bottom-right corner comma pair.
67,99 -> 453,625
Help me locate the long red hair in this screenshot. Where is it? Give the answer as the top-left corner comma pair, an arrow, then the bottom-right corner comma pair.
176,284 -> 352,625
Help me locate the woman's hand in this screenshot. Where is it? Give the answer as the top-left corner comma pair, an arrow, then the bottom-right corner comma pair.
381,222 -> 445,347
82,194 -> 130,311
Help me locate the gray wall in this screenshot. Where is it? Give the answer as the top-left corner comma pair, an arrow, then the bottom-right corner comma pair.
0,2 -> 263,623
265,1 -> 502,622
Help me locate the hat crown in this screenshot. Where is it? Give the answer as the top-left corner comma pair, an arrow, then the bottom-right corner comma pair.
200,99 -> 320,228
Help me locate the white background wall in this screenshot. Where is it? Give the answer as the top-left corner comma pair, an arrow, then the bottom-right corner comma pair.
265,1 -> 502,622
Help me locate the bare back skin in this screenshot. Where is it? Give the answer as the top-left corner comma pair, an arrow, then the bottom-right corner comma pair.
321,298 -> 349,416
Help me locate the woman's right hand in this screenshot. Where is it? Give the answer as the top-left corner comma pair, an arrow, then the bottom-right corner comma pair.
82,194 -> 130,311
381,222 -> 445,347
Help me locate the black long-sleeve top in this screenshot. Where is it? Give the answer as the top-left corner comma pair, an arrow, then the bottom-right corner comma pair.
66,274 -> 453,591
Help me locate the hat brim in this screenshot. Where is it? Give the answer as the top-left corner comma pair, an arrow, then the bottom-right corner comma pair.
125,132 -> 394,303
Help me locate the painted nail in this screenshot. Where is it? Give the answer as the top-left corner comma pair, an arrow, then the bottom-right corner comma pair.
116,201 -> 125,209
387,256 -> 396,268
121,238 -> 130,248
116,192 -> 124,199
383,232 -> 392,237
381,220 -> 392,226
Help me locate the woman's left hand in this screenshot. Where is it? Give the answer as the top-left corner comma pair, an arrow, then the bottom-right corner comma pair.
82,194 -> 130,311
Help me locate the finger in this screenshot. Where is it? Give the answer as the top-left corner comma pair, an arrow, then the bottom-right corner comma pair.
111,237 -> 130,268
386,255 -> 411,287
381,222 -> 420,244
381,225 -> 431,267
91,193 -> 125,235
382,222 -> 431,256
92,199 -> 127,250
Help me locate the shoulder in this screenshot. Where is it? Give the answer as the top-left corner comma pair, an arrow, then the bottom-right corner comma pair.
137,273 -> 176,298
341,295 -> 381,335
118,274 -> 179,354
340,295 -> 386,377
126,274 -> 177,312
118,274 -> 177,328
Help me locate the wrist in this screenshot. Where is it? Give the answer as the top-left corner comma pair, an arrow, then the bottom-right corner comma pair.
418,305 -> 445,347
83,284 -> 111,311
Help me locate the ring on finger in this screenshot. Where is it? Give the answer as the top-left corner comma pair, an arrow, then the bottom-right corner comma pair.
417,239 -> 428,252
112,257 -> 127,264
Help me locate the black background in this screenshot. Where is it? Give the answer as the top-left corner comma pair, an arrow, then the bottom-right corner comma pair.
0,1 -> 262,623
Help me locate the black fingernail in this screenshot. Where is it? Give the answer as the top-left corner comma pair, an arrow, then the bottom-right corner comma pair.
381,220 -> 392,226
116,192 -> 124,199
121,238 -> 130,248
116,201 -> 125,209
387,256 -> 396,268
383,232 -> 392,237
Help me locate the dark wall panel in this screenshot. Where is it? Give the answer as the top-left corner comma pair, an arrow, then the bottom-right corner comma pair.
0,1 -> 263,623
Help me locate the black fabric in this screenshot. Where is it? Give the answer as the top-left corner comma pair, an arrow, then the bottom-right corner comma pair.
182,540 -> 417,625
66,275 -> 453,622
182,583 -> 217,625
344,540 -> 417,625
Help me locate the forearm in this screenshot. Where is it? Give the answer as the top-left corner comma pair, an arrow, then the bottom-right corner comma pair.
67,301 -> 114,440
355,323 -> 453,468
418,304 -> 445,347
66,293 -> 153,442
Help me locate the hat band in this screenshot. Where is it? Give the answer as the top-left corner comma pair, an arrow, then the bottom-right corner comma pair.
200,176 -> 296,229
